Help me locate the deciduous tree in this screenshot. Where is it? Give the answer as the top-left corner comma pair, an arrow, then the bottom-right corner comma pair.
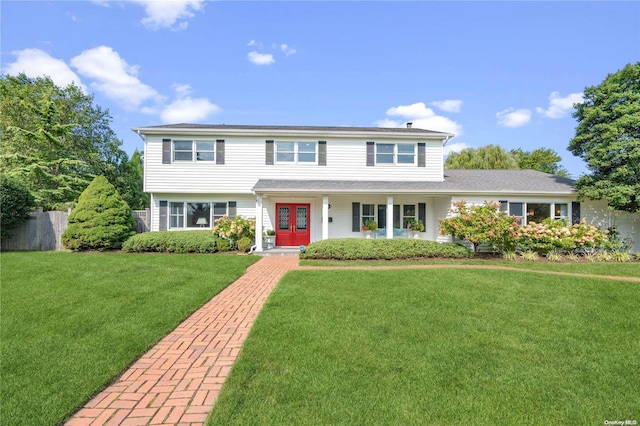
568,62 -> 640,212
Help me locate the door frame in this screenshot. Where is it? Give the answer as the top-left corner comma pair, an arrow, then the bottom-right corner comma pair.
275,203 -> 311,246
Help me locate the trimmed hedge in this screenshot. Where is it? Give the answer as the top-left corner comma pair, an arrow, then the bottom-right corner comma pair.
300,238 -> 473,260
122,231 -> 220,253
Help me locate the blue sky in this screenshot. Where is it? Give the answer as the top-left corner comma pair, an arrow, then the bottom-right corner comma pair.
2,1 -> 639,177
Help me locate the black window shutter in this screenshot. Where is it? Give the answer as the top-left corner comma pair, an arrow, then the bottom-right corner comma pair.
366,142 -> 375,166
571,202 -> 581,225
418,203 -> 426,229
377,205 -> 386,229
418,143 -> 426,167
229,201 -> 237,218
266,140 -> 274,165
159,201 -> 168,231
318,141 -> 327,166
499,200 -> 508,212
352,202 -> 361,232
162,139 -> 171,164
216,139 -> 225,164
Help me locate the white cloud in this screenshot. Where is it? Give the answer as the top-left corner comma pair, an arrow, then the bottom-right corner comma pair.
430,99 -> 463,113
379,101 -> 463,136
536,91 -> 584,119
3,48 -> 86,91
70,46 -> 162,110
160,84 -> 220,123
444,142 -> 470,156
281,44 -> 297,56
247,51 -> 275,66
496,108 -> 532,128
91,0 -> 205,30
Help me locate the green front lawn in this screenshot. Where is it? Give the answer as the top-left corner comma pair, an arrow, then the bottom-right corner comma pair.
1,252 -> 258,426
209,268 -> 639,425
300,258 -> 640,278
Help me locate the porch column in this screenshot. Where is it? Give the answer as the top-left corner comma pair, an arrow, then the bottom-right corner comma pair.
322,196 -> 329,240
386,196 -> 393,239
255,195 -> 263,252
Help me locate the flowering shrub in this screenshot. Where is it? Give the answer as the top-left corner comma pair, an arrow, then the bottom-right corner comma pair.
516,218 -> 610,254
439,200 -> 612,255
211,215 -> 256,243
439,200 -> 520,253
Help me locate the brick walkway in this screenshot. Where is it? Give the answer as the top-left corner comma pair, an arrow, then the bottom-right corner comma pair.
66,256 -> 299,426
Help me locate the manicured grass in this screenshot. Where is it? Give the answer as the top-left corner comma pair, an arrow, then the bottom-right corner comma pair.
299,258 -> 640,278
0,252 -> 258,426
208,269 -> 639,425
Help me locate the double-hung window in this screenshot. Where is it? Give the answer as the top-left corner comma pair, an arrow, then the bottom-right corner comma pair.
402,204 -> 416,228
375,143 -> 415,165
173,140 -> 193,161
554,203 -> 568,220
276,141 -> 317,163
173,140 -> 215,162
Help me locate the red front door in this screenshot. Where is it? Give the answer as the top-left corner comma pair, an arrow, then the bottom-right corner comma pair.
275,204 -> 310,246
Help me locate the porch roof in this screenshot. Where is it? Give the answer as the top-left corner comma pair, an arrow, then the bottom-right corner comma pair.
252,170 -> 577,195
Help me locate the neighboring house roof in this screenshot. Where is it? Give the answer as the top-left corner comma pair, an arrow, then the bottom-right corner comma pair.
253,170 -> 576,195
132,123 -> 454,138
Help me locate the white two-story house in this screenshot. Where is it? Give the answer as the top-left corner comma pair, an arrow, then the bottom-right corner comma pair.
133,123 -> 639,252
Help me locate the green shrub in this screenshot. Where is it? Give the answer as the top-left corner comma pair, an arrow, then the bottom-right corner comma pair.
216,238 -> 232,252
299,238 -> 473,260
0,173 -> 36,239
237,237 -> 253,252
61,176 -> 136,251
122,231 -> 219,253
520,250 -> 539,261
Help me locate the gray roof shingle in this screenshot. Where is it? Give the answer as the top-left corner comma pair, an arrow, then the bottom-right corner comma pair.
252,170 -> 576,195
133,123 -> 452,136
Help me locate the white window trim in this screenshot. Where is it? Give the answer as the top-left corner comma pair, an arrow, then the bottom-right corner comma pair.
375,143 -> 416,166
275,141 -> 318,165
167,201 -> 229,230
503,201 -> 571,226
173,140 -> 216,163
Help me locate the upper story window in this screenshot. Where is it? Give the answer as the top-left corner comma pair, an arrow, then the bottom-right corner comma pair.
375,143 -> 415,165
173,140 -> 215,162
276,141 -> 317,164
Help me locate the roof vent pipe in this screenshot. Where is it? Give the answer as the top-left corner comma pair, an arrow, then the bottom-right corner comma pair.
406,122 -> 413,128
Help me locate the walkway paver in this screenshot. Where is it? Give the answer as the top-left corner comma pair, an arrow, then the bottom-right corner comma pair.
66,256 -> 299,426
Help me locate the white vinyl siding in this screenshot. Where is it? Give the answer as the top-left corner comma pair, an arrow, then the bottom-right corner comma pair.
144,136 -> 446,194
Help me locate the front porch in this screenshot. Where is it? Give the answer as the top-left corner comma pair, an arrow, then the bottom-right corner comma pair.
252,189 -> 451,252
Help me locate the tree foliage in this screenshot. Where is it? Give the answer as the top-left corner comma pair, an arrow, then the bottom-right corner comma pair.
568,62 -> 640,212
61,175 -> 136,251
445,145 -> 518,170
0,173 -> 36,239
445,145 -> 569,176
115,149 -> 149,210
511,148 -> 569,177
0,74 -> 131,210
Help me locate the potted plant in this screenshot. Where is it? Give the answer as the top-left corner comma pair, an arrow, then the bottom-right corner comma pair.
406,218 -> 424,238
264,229 -> 276,249
362,220 -> 378,239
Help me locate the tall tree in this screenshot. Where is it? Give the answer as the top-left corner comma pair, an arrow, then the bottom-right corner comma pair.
0,74 -> 128,210
445,145 -> 518,169
568,62 -> 640,212
510,148 -> 569,177
115,149 -> 149,210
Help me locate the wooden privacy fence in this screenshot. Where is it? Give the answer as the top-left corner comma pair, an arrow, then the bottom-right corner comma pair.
1,208 -> 150,251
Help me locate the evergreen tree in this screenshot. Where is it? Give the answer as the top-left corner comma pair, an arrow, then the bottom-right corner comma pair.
61,175 -> 136,251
